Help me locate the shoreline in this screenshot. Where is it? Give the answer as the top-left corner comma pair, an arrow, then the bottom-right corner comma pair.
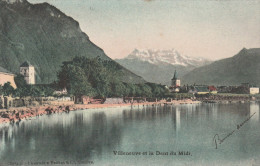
0,99 -> 200,126
1,98 -> 258,126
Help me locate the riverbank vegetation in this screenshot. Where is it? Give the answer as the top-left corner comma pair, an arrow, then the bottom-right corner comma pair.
0,78 -> 54,97
2,57 -> 258,101
57,57 -> 168,98
0,57 -> 168,98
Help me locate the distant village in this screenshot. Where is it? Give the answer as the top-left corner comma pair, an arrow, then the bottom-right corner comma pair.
169,70 -> 259,95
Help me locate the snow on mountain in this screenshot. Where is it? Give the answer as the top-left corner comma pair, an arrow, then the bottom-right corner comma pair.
125,49 -> 210,67
1,0 -> 24,4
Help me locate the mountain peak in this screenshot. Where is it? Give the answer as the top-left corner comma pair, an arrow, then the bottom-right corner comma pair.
125,48 -> 211,67
182,47 -> 260,86
0,0 -> 145,84
236,48 -> 260,57
1,0 -> 26,4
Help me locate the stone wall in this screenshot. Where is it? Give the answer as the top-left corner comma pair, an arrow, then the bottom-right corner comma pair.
104,98 -> 124,104
0,96 -> 73,109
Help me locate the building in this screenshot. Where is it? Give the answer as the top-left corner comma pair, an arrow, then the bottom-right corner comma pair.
0,66 -> 17,88
170,70 -> 181,92
250,87 -> 259,94
189,85 -> 209,95
217,86 -> 233,93
171,70 -> 180,87
208,86 -> 218,94
239,83 -> 259,94
20,61 -> 35,84
53,88 -> 68,95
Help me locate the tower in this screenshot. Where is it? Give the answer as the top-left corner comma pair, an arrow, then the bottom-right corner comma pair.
20,61 -> 35,84
171,70 -> 180,87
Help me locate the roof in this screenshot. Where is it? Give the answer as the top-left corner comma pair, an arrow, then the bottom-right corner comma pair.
171,70 -> 178,80
208,86 -> 217,91
194,86 -> 209,92
0,66 -> 14,75
20,61 -> 33,67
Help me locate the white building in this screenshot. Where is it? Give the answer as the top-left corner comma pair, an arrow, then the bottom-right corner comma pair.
20,61 -> 35,84
250,87 -> 259,94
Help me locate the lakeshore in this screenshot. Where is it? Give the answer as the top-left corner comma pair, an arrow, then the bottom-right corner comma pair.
1,94 -> 259,126
0,99 -> 201,126
0,101 -> 259,166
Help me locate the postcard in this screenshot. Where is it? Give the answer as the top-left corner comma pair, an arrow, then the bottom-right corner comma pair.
0,0 -> 259,165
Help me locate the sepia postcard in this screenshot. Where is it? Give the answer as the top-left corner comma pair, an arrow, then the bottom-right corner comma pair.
0,0 -> 259,165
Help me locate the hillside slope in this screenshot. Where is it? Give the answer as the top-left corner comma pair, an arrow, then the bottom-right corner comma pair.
0,0 -> 145,84
182,48 -> 260,86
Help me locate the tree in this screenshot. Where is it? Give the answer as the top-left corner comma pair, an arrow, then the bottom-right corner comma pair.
146,83 -> 167,97
69,67 -> 95,97
122,83 -> 130,97
14,74 -> 27,88
58,57 -> 123,97
58,62 -> 95,97
109,81 -> 125,97
139,84 -> 152,97
0,85 -> 3,95
134,84 -> 142,97
124,83 -> 136,97
57,56 -> 169,98
14,85 -> 55,97
2,82 -> 15,96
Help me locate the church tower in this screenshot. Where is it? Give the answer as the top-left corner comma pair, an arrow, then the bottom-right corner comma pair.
171,70 -> 180,87
20,61 -> 35,84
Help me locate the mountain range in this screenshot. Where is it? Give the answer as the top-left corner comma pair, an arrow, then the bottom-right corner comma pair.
0,0 -> 145,84
115,49 -> 211,85
1,0 -> 258,87
125,49 -> 210,67
182,48 -> 260,86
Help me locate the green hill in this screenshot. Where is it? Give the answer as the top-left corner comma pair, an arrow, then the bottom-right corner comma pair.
0,0 -> 145,84
182,48 -> 260,86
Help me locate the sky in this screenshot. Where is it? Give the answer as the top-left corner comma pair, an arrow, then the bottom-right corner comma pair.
28,0 -> 260,60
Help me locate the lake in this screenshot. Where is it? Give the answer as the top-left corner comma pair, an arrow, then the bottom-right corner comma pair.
0,102 -> 259,166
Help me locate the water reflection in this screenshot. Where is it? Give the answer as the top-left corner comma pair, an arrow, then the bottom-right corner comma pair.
0,103 -> 259,165
0,111 -> 123,162
172,106 -> 181,135
250,102 -> 259,122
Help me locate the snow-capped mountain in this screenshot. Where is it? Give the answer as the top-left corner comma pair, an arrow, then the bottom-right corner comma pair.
125,49 -> 210,67
1,0 -> 24,4
115,49 -> 212,85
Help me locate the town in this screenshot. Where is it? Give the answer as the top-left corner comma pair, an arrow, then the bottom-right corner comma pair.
0,59 -> 259,124
0,0 -> 259,165
1,61 -> 259,108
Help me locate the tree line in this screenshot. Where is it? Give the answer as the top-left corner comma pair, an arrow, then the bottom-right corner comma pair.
57,57 -> 168,98
0,57 -> 168,98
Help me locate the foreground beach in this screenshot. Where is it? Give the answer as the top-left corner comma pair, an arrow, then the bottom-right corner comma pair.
0,99 -> 201,125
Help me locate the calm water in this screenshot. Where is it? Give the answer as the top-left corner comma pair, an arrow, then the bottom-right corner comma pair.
0,103 -> 260,166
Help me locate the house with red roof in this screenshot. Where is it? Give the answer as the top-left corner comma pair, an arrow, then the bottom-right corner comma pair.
208,86 -> 217,94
